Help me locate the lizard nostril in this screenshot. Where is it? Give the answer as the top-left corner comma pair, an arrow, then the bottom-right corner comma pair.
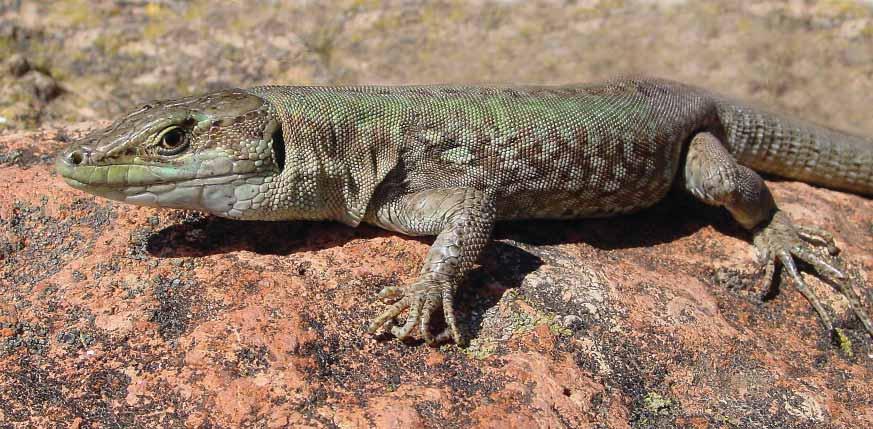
67,150 -> 84,165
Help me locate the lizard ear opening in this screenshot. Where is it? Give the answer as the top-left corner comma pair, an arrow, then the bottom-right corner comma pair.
272,127 -> 286,171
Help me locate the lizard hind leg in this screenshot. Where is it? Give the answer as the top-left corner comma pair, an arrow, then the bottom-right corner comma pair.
683,132 -> 873,339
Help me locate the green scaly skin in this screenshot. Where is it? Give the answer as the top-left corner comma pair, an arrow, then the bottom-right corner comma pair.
56,77 -> 873,346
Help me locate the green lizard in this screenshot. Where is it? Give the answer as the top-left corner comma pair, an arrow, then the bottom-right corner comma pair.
56,78 -> 872,345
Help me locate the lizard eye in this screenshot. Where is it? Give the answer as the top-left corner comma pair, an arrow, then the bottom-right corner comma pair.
156,127 -> 189,156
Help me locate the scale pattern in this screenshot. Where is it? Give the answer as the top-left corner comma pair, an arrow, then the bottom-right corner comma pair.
249,79 -> 721,222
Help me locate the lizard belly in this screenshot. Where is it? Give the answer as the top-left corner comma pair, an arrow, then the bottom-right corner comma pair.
495,184 -> 673,220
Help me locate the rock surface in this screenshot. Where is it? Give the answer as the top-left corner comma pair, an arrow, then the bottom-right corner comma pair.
1,1 -> 873,428
1,126 -> 872,428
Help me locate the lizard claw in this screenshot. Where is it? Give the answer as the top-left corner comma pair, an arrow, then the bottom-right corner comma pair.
368,278 -> 462,345
376,286 -> 404,302
796,225 -> 840,256
753,211 -> 873,337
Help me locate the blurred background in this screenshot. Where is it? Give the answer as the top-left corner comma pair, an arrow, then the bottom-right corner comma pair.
0,0 -> 872,135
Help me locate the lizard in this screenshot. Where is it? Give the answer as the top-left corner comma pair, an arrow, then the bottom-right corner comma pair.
55,77 -> 873,346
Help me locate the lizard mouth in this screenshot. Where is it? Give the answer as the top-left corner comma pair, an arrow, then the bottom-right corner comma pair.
60,175 -> 132,202
56,155 -> 200,187
55,156 -> 264,216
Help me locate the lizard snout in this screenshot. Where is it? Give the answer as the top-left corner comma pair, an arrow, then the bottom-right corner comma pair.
56,143 -> 97,180
58,139 -> 101,168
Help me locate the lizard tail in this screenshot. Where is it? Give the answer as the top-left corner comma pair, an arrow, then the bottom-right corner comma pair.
716,101 -> 873,197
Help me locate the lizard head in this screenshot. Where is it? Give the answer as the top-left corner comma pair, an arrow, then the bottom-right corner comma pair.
56,89 -> 285,218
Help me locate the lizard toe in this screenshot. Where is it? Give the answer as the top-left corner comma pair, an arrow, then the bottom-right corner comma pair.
368,296 -> 410,334
390,295 -> 424,340
791,244 -> 846,281
418,286 -> 443,344
442,284 -> 464,345
796,225 -> 840,255
419,298 -> 437,344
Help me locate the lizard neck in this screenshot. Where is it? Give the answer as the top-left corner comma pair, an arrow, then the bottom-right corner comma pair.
249,87 -> 401,226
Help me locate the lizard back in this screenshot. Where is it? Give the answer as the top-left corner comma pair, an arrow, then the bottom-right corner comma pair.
251,79 -> 717,221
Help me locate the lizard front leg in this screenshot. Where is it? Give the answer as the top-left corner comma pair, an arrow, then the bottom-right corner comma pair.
366,187 -> 496,344
683,132 -> 873,339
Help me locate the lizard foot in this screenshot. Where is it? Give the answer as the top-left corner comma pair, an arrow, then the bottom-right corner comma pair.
752,210 -> 873,338
367,278 -> 462,345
